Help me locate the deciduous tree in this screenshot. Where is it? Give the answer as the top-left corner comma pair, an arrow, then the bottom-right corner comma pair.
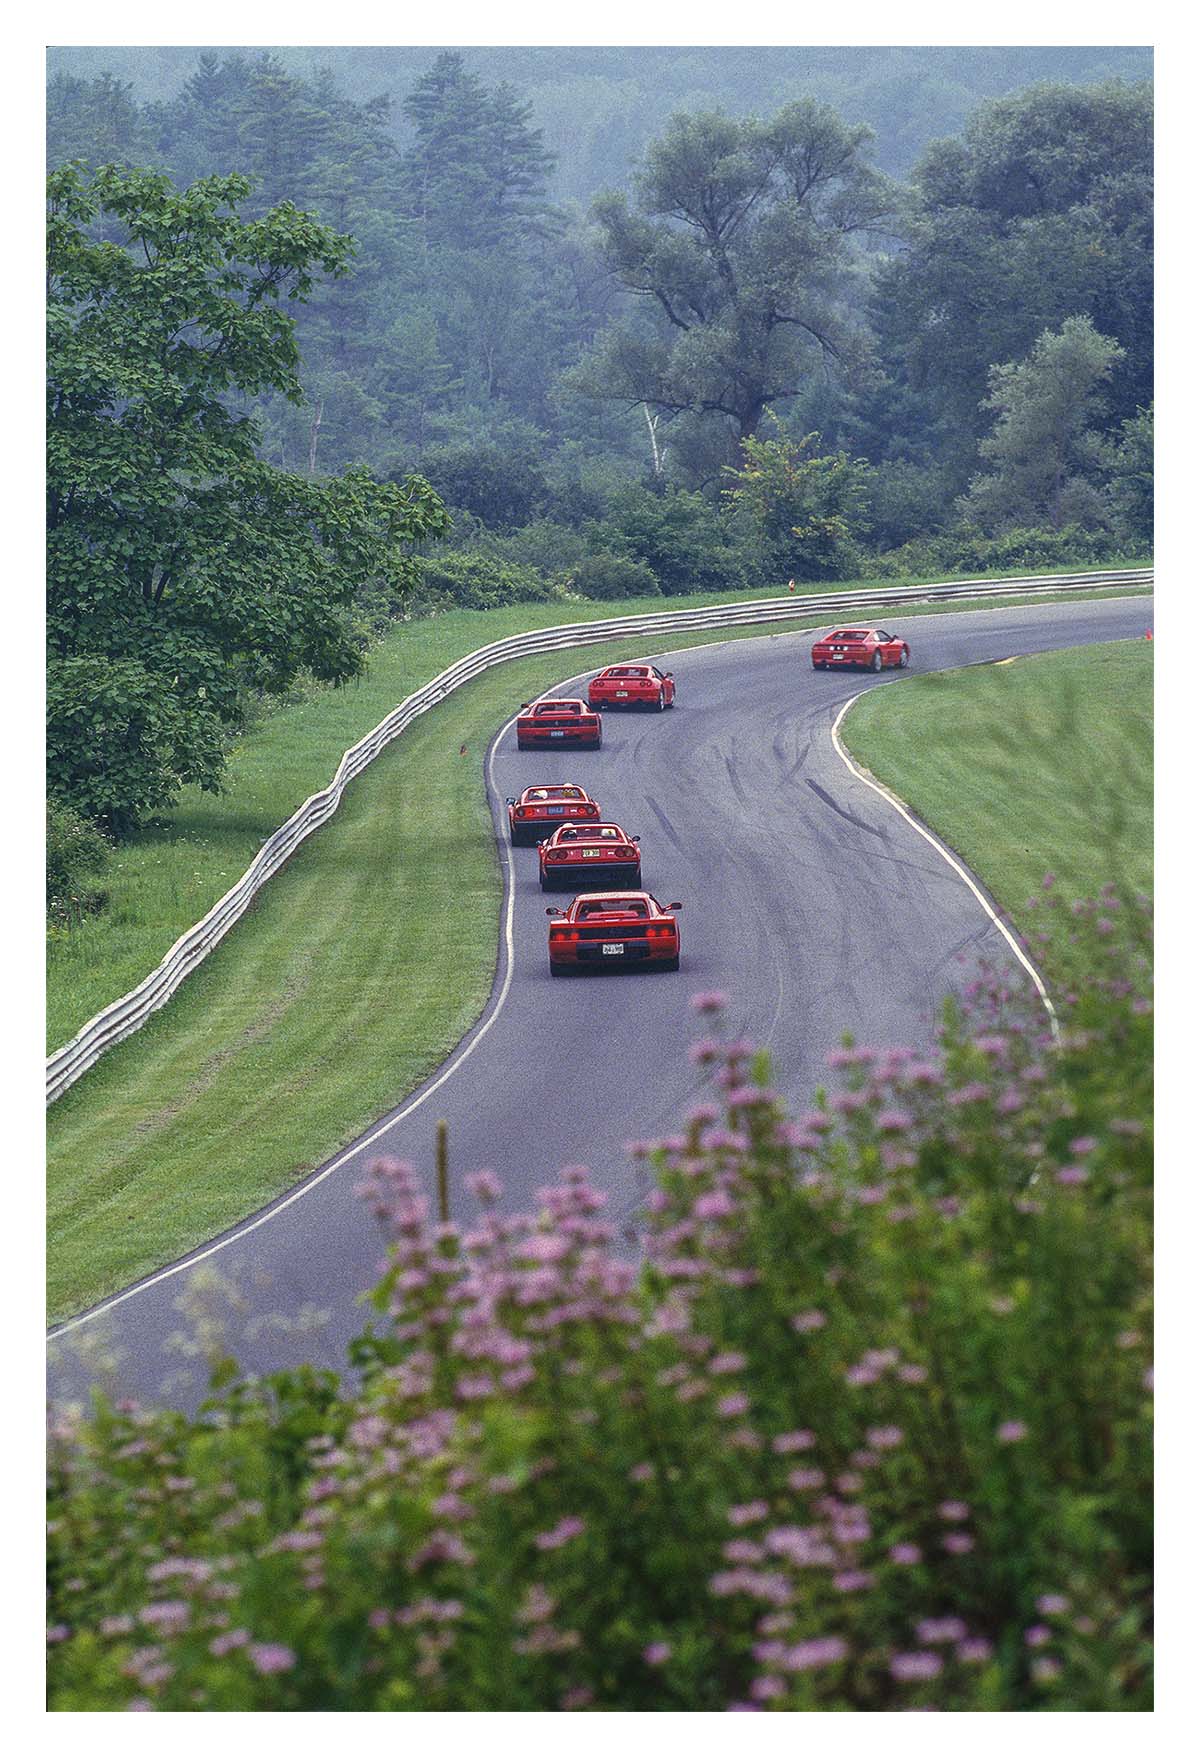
47,165 -> 448,829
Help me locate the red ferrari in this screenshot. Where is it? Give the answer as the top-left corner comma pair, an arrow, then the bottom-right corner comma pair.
539,822 -> 641,892
546,891 -> 681,975
587,663 -> 676,711
516,698 -> 602,751
506,784 -> 601,847
810,627 -> 910,671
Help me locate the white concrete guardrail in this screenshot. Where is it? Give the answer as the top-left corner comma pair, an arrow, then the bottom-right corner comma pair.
46,566 -> 1151,1103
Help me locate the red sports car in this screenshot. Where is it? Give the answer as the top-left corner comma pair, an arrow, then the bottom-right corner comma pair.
516,698 -> 602,751
810,627 -> 910,671
546,891 -> 682,976
539,822 -> 641,892
506,783 -> 602,847
587,663 -> 676,711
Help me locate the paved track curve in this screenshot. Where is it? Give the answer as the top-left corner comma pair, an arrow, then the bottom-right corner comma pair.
49,595 -> 1151,1408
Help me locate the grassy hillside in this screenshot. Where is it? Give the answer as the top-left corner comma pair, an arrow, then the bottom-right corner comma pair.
840,640 -> 1153,949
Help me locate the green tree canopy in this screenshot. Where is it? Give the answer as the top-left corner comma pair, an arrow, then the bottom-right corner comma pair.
722,423 -> 872,580
961,315 -> 1124,532
865,80 -> 1151,474
47,164 -> 448,830
576,102 -> 895,466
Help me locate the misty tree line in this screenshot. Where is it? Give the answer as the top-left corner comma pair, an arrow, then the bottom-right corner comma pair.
48,55 -> 1152,533
46,53 -> 1152,877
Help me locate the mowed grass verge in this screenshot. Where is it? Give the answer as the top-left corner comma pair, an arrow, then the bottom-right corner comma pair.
840,639 -> 1152,958
48,565 -> 1149,1051
48,591 -> 1150,1319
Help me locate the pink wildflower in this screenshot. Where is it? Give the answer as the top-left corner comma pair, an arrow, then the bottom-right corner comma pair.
690,990 -> 728,1014
1032,1657 -> 1062,1683
1056,1165 -> 1089,1186
890,1543 -> 922,1565
890,1652 -> 943,1682
942,1533 -> 974,1555
643,1641 -> 672,1666
209,1629 -> 249,1657
248,1643 -> 296,1676
784,1636 -> 848,1670
792,1310 -> 827,1333
787,1467 -> 826,1492
957,1638 -> 993,1664
916,1617 -> 967,1644
466,1169 -> 503,1203
1037,1594 -> 1070,1616
535,1516 -> 586,1551
1025,1625 -> 1052,1647
772,1430 -> 815,1453
867,1425 -> 903,1449
717,1392 -> 751,1418
997,1420 -> 1029,1443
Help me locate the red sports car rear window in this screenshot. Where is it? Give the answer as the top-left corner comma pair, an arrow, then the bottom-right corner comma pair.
829,630 -> 869,641
534,702 -> 580,715
577,900 -> 648,920
604,667 -> 647,678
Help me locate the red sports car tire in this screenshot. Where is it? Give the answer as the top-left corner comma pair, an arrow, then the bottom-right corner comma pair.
655,689 -> 666,711
871,650 -> 882,671
899,648 -> 909,668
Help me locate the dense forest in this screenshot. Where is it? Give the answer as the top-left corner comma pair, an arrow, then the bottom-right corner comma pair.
47,46 -> 1153,877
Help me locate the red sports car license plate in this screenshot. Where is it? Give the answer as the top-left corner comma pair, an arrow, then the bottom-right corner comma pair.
602,943 -> 623,955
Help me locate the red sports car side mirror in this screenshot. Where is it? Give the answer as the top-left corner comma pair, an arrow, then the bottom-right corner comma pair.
545,906 -> 563,917
668,902 -> 683,912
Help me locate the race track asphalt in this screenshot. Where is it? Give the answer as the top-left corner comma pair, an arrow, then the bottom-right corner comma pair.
48,594 -> 1152,1409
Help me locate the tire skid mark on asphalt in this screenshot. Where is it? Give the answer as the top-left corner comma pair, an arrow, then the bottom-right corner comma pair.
805,778 -> 888,840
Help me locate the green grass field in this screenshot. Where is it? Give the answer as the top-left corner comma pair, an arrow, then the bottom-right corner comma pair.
47,582 -> 1150,1320
840,640 -> 1153,947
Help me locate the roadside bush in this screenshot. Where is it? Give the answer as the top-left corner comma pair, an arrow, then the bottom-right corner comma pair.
410,551 -> 565,614
571,552 -> 661,600
583,483 -> 748,594
869,524 -> 1144,581
48,894 -> 1151,1711
46,799 -> 111,927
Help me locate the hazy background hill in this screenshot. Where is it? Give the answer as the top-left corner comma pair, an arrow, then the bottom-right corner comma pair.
47,44 -> 1152,198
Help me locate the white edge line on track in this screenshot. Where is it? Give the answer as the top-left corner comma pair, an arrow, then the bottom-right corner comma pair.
54,600 -> 1142,1336
829,688 -> 1061,1043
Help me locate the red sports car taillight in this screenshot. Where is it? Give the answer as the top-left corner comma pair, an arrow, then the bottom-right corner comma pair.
647,923 -> 674,940
549,927 -> 579,944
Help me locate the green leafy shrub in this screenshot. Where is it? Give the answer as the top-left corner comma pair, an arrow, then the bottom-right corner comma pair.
869,525 -> 1143,581
584,484 -> 748,593
722,428 -> 872,582
411,551 -> 564,613
46,799 -> 111,927
571,552 -> 662,600
48,894 -> 1150,1710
